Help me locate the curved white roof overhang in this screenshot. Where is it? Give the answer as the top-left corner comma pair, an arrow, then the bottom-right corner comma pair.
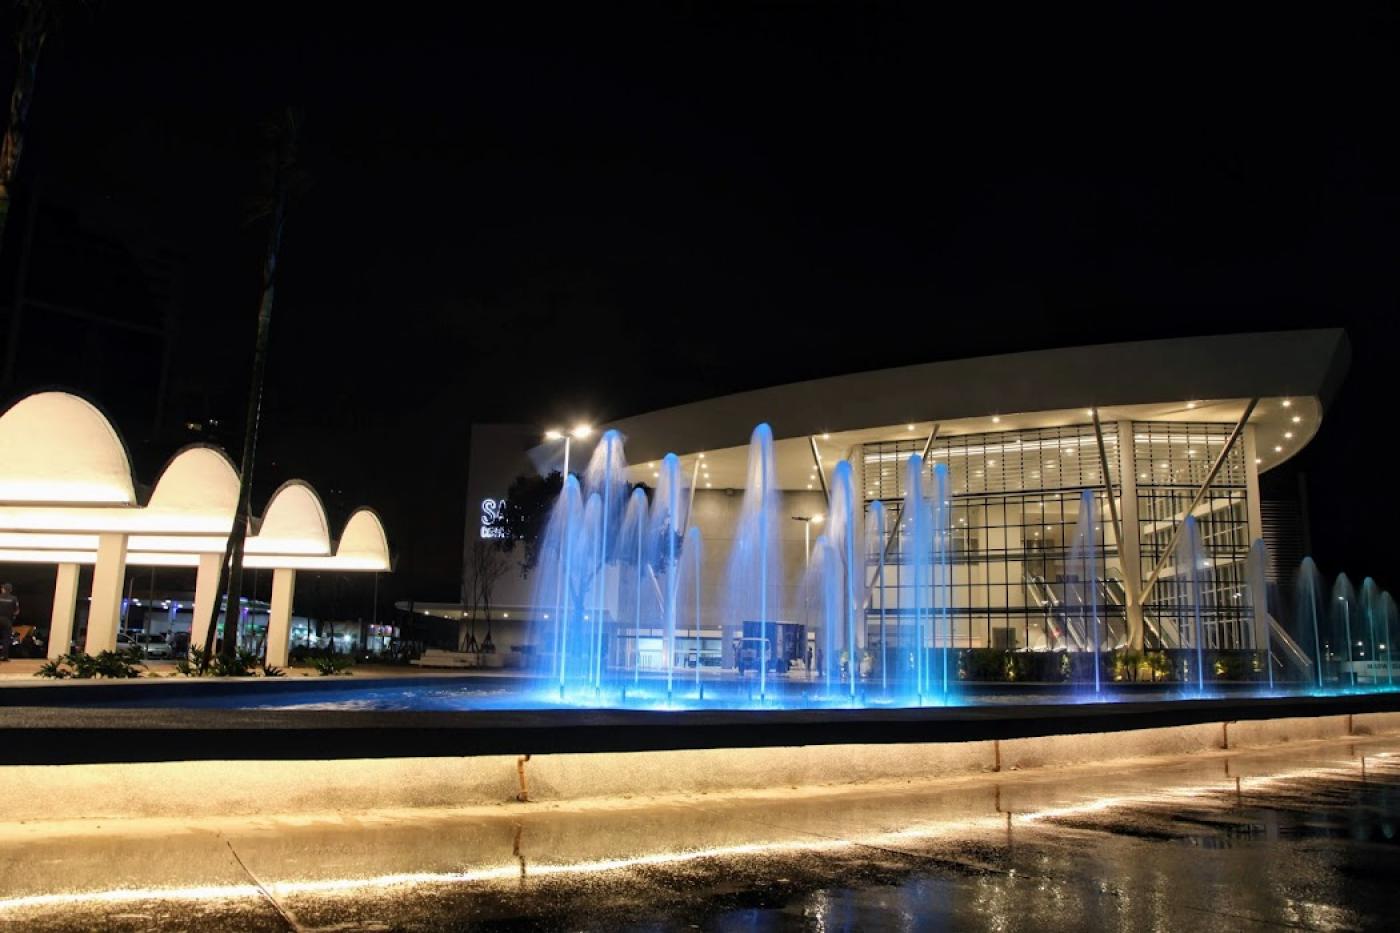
530,330 -> 1347,491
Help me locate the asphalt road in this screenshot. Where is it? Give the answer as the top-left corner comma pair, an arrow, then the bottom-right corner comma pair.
1,734 -> 1396,930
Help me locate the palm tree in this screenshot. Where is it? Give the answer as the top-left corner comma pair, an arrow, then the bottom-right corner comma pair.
200,108 -> 305,666
0,1 -> 93,247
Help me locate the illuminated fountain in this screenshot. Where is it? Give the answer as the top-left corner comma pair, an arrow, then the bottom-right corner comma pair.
1175,514 -> 1208,694
723,424 -> 784,701
1332,573 -> 1357,687
522,421 -> 1397,712
1068,488 -> 1102,694
1296,557 -> 1326,689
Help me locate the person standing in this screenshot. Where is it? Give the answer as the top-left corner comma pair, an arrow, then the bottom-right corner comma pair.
0,584 -> 18,661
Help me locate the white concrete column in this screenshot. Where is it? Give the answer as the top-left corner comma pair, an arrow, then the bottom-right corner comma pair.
84,533 -> 128,654
48,563 -> 81,660
190,552 -> 222,656
266,568 -> 296,668
1116,420 -> 1146,650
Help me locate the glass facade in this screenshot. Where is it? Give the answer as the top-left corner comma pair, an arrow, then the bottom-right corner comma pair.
860,420 -> 1260,653
1133,421 -> 1255,650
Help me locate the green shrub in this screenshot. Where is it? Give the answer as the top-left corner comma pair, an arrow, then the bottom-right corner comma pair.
34,648 -> 145,679
177,646 -> 284,678
311,654 -> 353,676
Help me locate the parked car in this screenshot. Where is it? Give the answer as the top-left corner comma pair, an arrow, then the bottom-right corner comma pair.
132,633 -> 174,660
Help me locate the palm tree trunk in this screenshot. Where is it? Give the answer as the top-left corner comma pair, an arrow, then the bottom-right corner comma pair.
0,7 -> 47,251
200,112 -> 298,667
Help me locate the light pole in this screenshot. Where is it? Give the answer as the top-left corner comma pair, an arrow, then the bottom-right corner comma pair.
792,513 -> 825,567
544,423 -> 594,481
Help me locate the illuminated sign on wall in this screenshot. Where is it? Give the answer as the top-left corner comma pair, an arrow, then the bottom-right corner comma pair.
480,498 -> 508,539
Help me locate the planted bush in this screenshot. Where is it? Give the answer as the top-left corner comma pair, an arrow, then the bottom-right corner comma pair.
34,648 -> 145,679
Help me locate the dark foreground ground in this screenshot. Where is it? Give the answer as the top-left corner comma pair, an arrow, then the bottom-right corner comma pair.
1,735 -> 1397,931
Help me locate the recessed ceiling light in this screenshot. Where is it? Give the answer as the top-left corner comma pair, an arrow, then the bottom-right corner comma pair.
992,415 -> 1001,423
1274,445 -> 1283,453
1254,458 -> 1262,465
1186,401 -> 1197,409
821,433 -> 830,440
1284,431 -> 1294,439
1291,415 -> 1301,423
907,424 -> 915,431
1282,399 -> 1292,408
806,483 -> 813,489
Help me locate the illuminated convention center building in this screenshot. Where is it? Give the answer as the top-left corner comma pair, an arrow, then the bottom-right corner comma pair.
438,329 -> 1357,705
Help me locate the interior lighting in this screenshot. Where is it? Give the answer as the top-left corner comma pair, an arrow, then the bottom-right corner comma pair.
1291,415 -> 1301,423
1282,399 -> 1292,408
1275,445 -> 1283,453
1284,431 -> 1294,439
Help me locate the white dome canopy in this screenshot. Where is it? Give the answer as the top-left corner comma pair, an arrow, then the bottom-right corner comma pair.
249,480 -> 331,556
0,392 -> 135,505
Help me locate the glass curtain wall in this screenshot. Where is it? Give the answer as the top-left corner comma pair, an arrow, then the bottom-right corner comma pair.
862,425 -> 1123,653
1133,422 -> 1254,650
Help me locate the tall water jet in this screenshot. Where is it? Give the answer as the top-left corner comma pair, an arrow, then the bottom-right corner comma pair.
1332,573 -> 1357,687
868,500 -> 889,693
575,494 -> 604,690
649,454 -> 686,699
1296,558 -> 1326,689
931,463 -> 951,698
1362,577 -> 1382,686
902,455 -> 929,700
827,461 -> 861,700
681,525 -> 704,692
1384,591 -> 1399,688
1247,539 -> 1272,690
724,424 -> 784,700
1069,489 -> 1101,694
528,474 -> 584,693
582,430 -> 629,689
1176,514 -> 1208,694
809,535 -> 843,695
619,486 -> 650,684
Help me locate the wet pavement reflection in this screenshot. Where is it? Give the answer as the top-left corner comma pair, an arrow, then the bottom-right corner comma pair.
1,735 -> 1397,931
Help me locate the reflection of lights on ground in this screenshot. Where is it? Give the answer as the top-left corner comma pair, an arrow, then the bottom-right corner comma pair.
1,754 -> 1387,917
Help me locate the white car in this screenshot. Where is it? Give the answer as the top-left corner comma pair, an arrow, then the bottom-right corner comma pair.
131,633 -> 174,660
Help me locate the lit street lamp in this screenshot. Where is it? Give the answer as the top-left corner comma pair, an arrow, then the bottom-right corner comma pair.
544,423 -> 594,480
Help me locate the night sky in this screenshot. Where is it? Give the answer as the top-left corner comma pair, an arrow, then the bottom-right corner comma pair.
3,3 -> 1398,603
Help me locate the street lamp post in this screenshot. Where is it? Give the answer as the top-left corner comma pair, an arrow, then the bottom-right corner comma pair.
791,513 -> 825,567
544,423 -> 594,481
